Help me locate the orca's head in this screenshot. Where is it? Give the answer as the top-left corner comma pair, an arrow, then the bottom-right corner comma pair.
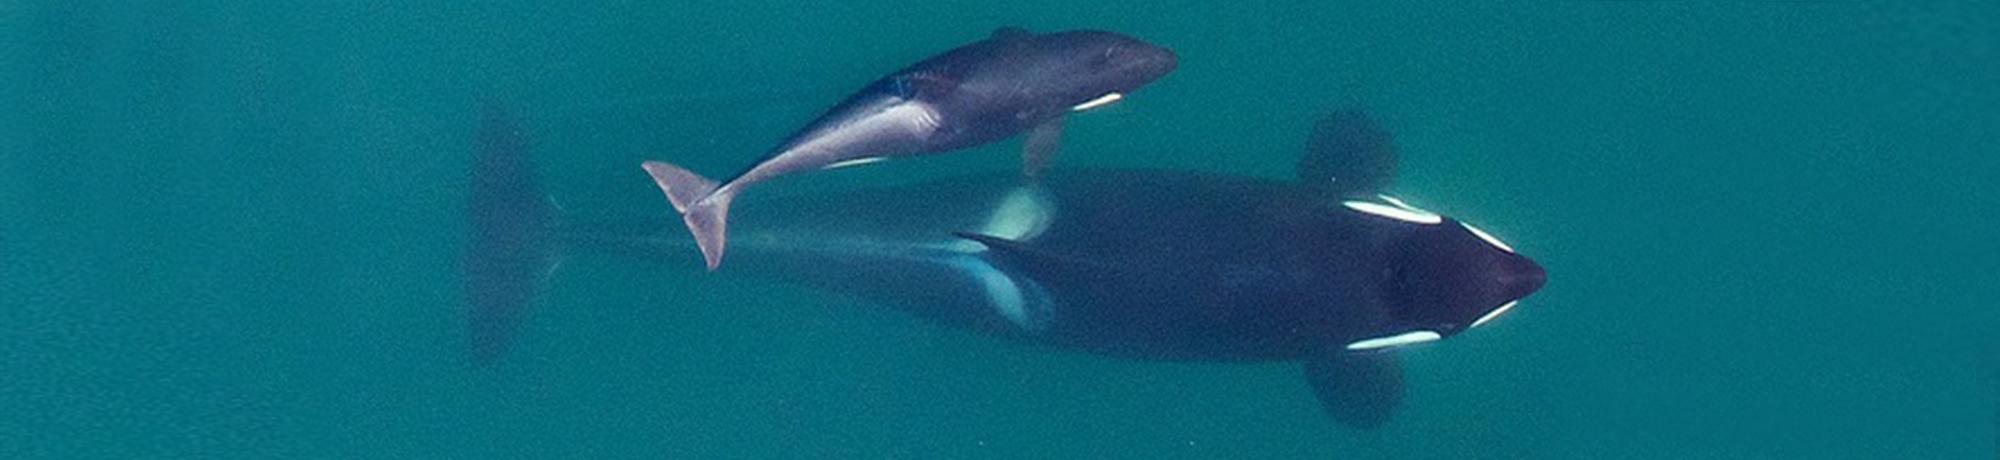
1028,30 -> 1177,108
1384,218 -> 1546,336
1337,197 -> 1547,351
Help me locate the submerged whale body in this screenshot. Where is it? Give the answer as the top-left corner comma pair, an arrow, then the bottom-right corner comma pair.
466,108 -> 1546,428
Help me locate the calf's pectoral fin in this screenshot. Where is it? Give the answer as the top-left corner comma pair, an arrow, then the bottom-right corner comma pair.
1021,117 -> 1066,179
1303,351 -> 1405,429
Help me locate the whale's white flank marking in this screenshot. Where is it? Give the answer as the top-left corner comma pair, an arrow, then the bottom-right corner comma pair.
948,256 -> 1029,328
787,101 -> 940,162
1470,300 -> 1520,329
1460,221 -> 1516,253
983,187 -> 1052,240
1344,330 -> 1443,351
1071,92 -> 1124,111
949,187 -> 1054,253
936,187 -> 1057,328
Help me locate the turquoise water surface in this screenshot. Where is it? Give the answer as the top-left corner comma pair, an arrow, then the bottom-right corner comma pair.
4,2 -> 1995,458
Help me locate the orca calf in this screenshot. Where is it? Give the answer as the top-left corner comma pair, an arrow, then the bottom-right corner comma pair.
466,107 -> 1546,428
641,28 -> 1177,270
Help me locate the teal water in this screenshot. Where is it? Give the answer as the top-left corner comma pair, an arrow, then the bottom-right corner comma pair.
4,2 -> 1995,458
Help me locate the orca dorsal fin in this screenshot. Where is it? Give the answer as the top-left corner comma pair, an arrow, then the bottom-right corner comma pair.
991,27 -> 1031,41
952,231 -> 1112,276
1304,351 -> 1405,429
956,232 -> 1075,264
1299,110 -> 1398,197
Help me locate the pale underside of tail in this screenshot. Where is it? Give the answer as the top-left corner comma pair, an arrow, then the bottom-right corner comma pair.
640,161 -> 731,270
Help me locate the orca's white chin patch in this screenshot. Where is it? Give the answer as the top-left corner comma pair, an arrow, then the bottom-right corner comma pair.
1344,330 -> 1443,351
1071,92 -> 1123,111
1469,300 -> 1520,329
1459,221 -> 1516,253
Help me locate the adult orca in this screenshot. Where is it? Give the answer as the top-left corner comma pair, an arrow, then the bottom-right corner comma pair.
464,107 -> 1547,428
641,27 -> 1177,270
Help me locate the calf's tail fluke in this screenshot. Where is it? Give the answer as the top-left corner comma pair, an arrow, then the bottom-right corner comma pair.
640,161 -> 731,271
464,101 -> 560,364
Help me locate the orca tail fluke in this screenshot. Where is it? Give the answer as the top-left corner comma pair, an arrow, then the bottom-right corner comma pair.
640,161 -> 730,271
464,101 -> 560,364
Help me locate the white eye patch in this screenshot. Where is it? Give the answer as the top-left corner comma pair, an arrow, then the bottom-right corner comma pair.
1343,330 -> 1443,351
821,157 -> 888,170
1469,300 -> 1520,329
1375,195 -> 1424,212
1071,92 -> 1123,111
1341,196 -> 1443,225
1459,221 -> 1516,253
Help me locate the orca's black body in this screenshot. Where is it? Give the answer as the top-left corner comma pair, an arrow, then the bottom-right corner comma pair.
467,109 -> 1546,428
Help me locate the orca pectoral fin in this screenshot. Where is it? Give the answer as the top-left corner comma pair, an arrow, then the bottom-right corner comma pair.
1304,351 -> 1405,429
1299,109 -> 1397,197
954,232 -> 1060,263
1021,117 -> 1066,179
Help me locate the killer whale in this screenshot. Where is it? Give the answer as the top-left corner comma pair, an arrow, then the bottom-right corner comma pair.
640,28 -> 1177,270
465,107 -> 1547,428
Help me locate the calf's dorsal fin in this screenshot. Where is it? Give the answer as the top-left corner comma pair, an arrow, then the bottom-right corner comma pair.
1021,117 -> 1066,179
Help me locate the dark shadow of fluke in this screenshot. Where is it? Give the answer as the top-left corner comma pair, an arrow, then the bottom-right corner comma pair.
463,101 -> 558,364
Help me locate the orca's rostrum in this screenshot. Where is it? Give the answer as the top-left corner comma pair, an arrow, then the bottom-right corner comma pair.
465,108 -> 1547,428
